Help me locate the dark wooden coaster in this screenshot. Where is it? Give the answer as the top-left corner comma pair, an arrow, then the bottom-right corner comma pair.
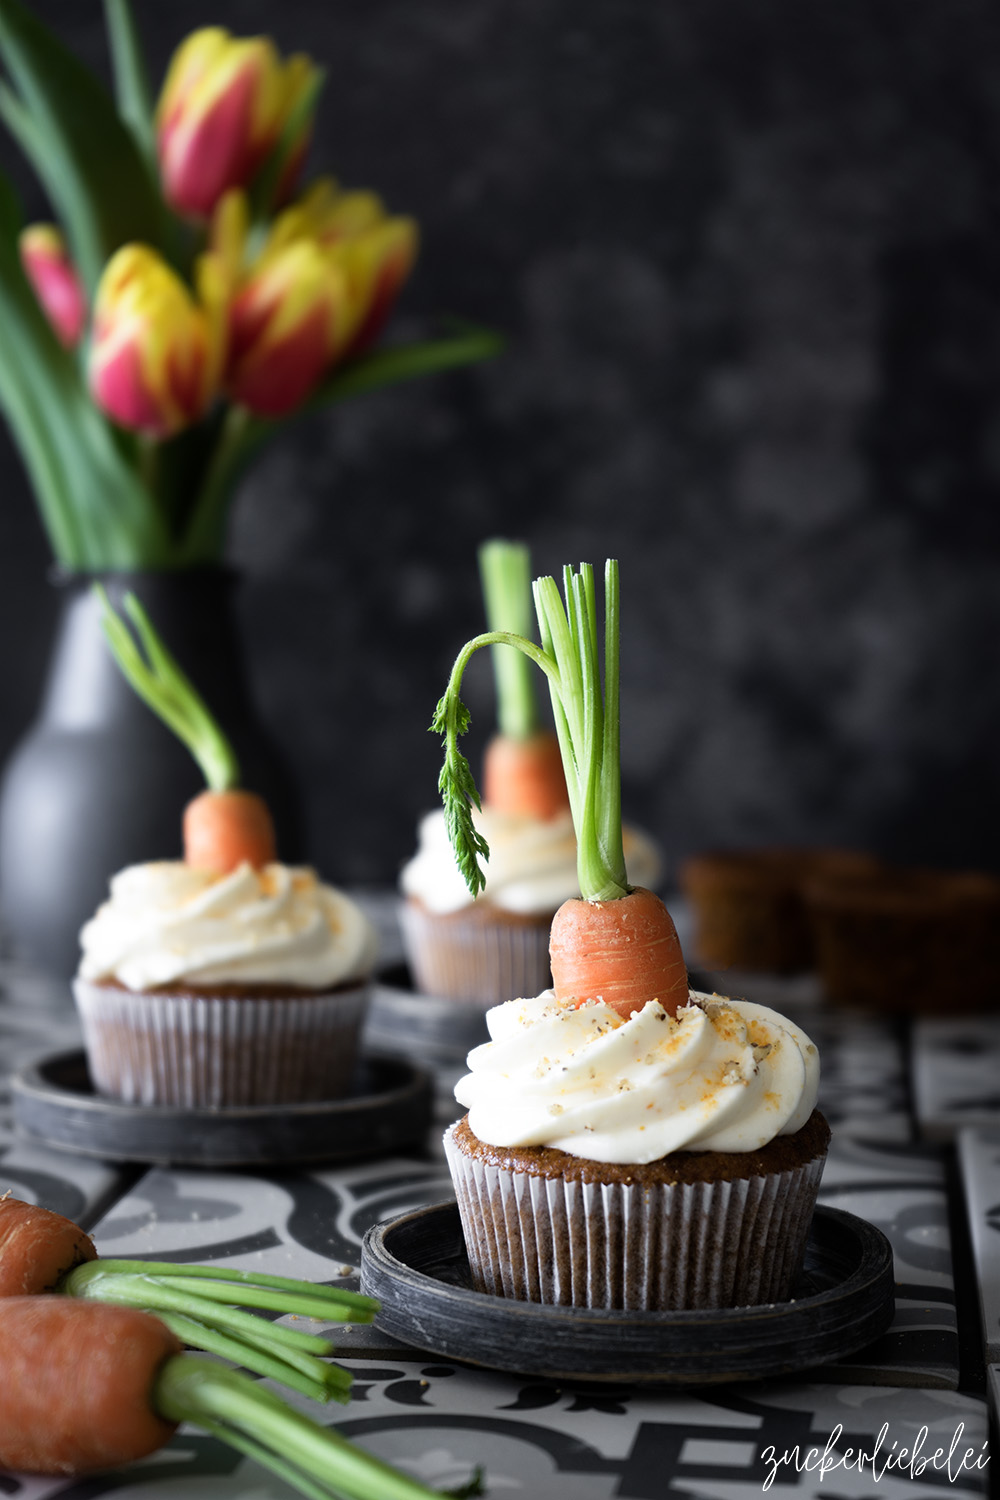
12,1049 -> 433,1168
361,1200 -> 895,1383
365,966 -> 490,1061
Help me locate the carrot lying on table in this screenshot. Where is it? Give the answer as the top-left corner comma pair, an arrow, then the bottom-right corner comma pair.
0,1299 -> 181,1473
0,1193 -> 96,1293
96,587 -> 276,873
0,1192 -> 374,1403
0,1297 -> 469,1499
434,558 -> 689,1018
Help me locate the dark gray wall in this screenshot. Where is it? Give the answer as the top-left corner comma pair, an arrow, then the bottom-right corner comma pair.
2,0 -> 999,884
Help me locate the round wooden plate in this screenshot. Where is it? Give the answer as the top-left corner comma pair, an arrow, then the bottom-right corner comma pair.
365,966 -> 490,1061
12,1048 -> 433,1168
361,1200 -> 895,1383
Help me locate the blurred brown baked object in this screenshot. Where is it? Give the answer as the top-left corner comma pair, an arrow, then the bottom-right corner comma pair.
679,848 -> 881,973
803,865 -> 1000,1013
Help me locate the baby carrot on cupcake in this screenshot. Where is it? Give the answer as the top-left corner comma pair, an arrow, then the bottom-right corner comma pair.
433,558 -> 688,1017
477,538 -> 569,822
96,586 -> 275,872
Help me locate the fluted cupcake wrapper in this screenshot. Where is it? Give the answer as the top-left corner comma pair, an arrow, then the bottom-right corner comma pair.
399,899 -> 551,1007
73,978 -> 371,1107
443,1123 -> 827,1311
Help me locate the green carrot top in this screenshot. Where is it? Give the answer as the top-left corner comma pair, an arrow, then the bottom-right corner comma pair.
477,538 -> 541,741
95,585 -> 240,793
433,559 -> 627,903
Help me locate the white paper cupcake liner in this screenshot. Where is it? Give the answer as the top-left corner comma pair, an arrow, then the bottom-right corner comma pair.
444,1123 -> 827,1310
400,899 -> 552,1007
73,978 -> 370,1108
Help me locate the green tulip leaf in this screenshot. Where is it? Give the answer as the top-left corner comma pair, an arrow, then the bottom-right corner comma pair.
175,323 -> 506,565
0,0 -> 167,291
249,66 -> 326,223
103,0 -> 157,174
310,322 -> 506,408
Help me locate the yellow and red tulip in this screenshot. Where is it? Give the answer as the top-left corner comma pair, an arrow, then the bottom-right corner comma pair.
212,193 -> 344,418
19,225 -> 86,349
90,246 -> 226,438
267,179 -> 418,357
157,28 -> 319,219
213,180 -> 418,417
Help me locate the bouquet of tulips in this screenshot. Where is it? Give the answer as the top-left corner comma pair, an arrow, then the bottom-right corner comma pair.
0,0 -> 500,570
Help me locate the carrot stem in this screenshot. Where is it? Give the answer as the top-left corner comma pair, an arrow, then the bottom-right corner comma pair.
67,1259 -> 378,1313
95,586 -> 240,792
154,1356 -> 450,1500
433,560 -> 628,901
478,539 -> 540,740
62,1267 -> 362,1400
70,1271 -> 335,1348
63,1266 -> 374,1326
153,1311 -> 336,1404
146,1275 -> 373,1324
190,1418 -> 343,1500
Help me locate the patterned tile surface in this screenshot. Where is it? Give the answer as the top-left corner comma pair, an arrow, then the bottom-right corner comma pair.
3,1372 -> 989,1499
957,1128 -> 1000,1365
817,1136 -> 958,1387
912,1017 -> 1000,1143
0,941 -> 991,1499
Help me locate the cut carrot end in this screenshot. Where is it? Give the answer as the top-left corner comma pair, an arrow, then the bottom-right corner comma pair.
549,887 -> 689,1019
0,1197 -> 97,1297
483,730 -> 570,821
183,789 -> 277,873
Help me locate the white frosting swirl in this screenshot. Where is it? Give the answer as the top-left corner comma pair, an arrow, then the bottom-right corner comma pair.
454,989 -> 819,1164
78,862 -> 377,992
401,807 -> 662,915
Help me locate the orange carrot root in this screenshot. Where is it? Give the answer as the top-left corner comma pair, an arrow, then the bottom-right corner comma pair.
483,730 -> 570,820
0,1298 -> 181,1473
183,788 -> 276,872
549,886 -> 690,1018
0,1195 -> 97,1296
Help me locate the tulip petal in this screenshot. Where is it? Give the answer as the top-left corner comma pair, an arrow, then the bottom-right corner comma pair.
225,241 -> 343,417
90,245 -> 219,438
160,61 -> 260,218
157,29 -> 315,219
92,335 -> 173,437
228,301 -> 334,416
19,224 -> 86,347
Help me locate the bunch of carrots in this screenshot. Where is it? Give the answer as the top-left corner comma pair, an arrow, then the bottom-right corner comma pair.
0,1194 -> 478,1496
435,558 -> 689,1019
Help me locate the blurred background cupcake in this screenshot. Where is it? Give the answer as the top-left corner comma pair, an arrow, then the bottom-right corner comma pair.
399,541 -> 661,1005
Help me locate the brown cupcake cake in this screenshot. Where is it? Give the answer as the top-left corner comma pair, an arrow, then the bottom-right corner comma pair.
680,847 -> 881,973
428,560 -> 830,1312
75,862 -> 376,1107
399,807 -> 661,1006
803,863 -> 1000,1013
444,988 -> 828,1311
